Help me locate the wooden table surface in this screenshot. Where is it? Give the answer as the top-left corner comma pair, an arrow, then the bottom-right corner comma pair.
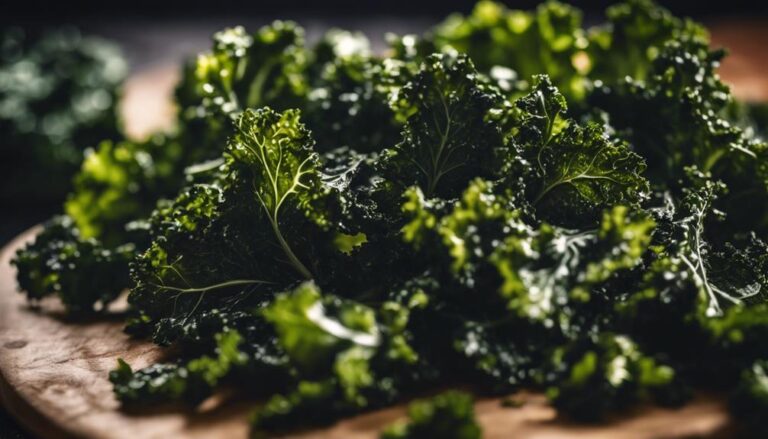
2,18 -> 768,439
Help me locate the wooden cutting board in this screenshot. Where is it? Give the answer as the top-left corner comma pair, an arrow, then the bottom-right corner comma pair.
5,22 -> 768,437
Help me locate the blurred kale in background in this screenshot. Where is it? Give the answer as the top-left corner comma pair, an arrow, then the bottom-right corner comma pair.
0,27 -> 126,206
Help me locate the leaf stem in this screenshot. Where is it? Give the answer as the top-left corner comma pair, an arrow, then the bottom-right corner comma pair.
154,279 -> 273,294
269,214 -> 313,280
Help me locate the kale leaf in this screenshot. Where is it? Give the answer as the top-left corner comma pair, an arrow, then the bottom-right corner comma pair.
381,390 -> 481,439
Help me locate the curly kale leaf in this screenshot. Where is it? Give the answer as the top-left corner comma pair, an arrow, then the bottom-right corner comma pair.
584,205 -> 656,284
111,330 -> 250,405
431,0 -> 588,100
532,122 -> 649,223
64,135 -> 185,246
128,184 -> 271,332
491,205 -> 653,326
304,54 -> 409,153
110,361 -> 189,404
228,107 -> 331,279
514,76 -> 649,225
731,361 -> 768,433
14,59 -> 210,314
381,390 -> 481,439
253,281 -> 435,432
402,179 -> 523,286
547,333 -> 679,421
589,38 -> 768,235
644,172 -> 768,319
0,28 -> 126,203
263,282 -> 379,375
194,22 -> 307,119
385,53 -> 505,198
587,0 -> 708,84
514,74 -> 568,145
403,174 -> 653,328
130,108 -> 344,334
11,216 -> 133,312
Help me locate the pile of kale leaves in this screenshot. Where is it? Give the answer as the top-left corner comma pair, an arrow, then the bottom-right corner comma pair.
1,27 -> 126,204
11,1 -> 768,436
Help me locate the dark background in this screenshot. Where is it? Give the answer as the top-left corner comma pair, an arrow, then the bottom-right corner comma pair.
1,1 -> 767,438
2,0 -> 767,25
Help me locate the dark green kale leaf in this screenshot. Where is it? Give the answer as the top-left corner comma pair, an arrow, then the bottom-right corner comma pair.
403,173 -> 653,331
0,27 -> 126,203
129,107 -> 343,335
227,107 -> 334,279
11,215 -> 133,312
384,53 -> 505,198
13,132 -> 206,313
111,330 -> 251,405
401,175 -> 656,392
614,172 -> 768,386
514,76 -> 649,226
253,283 -> 393,431
731,360 -> 768,433
531,122 -> 649,225
491,205 -> 654,327
547,333 -> 679,421
304,28 -> 407,154
402,179 -> 523,288
252,278 -> 443,433
589,38 -> 768,234
380,390 -> 481,439
658,171 -> 766,318
110,360 -> 189,404
304,54 -> 409,154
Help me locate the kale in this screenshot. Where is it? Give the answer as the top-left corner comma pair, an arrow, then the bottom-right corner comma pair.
514,75 -> 649,226
546,333 -> 683,421
731,360 -> 768,434
304,53 -> 407,153
0,27 -> 126,204
64,134 -> 186,245
587,0 -> 707,85
110,330 -> 255,405
381,391 -> 481,439
9,1 -> 768,436
194,22 -> 307,120
429,0 -> 588,100
384,53 -> 505,198
11,215 -> 133,312
12,133 -> 195,311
